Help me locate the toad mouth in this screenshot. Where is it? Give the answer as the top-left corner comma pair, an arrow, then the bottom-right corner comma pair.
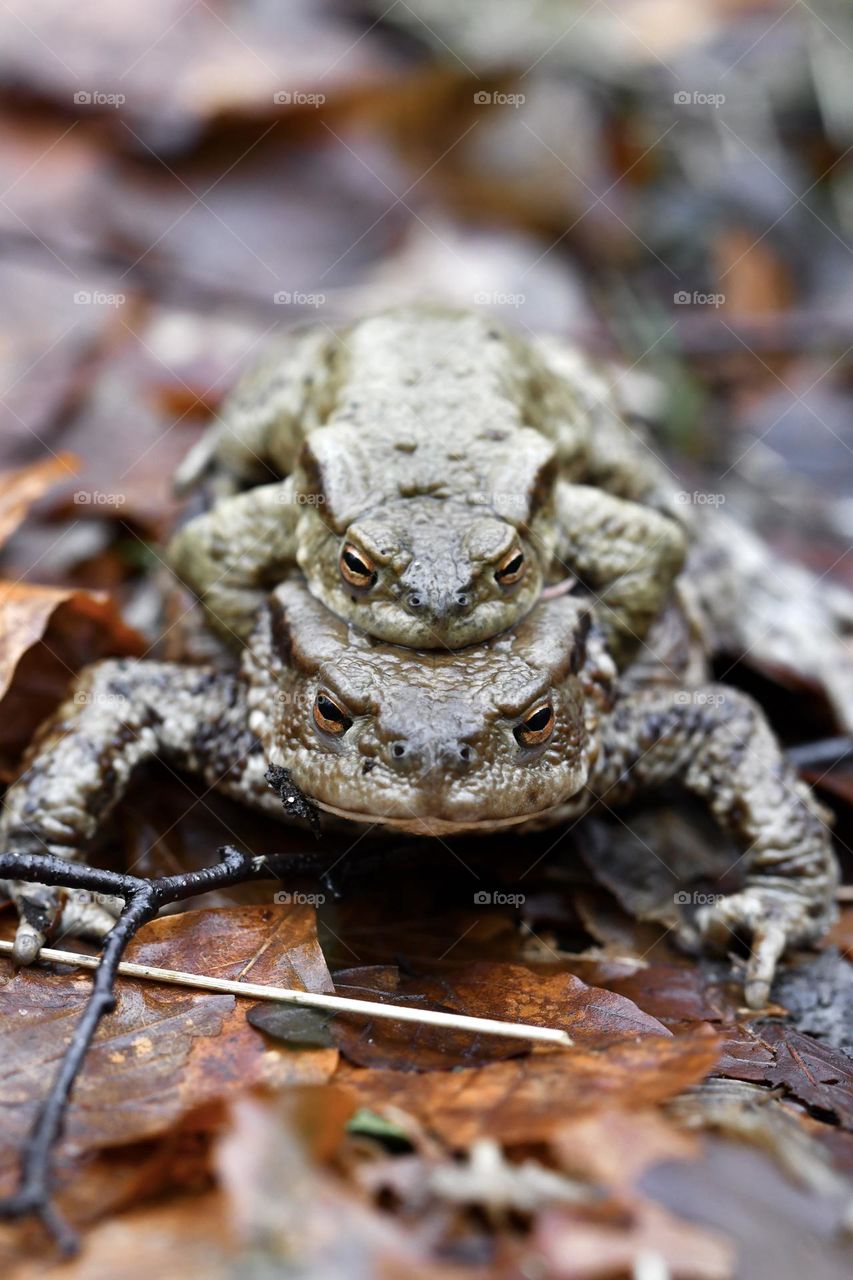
313,797 -> 564,835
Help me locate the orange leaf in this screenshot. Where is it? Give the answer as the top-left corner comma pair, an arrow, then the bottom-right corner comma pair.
0,454 -> 78,549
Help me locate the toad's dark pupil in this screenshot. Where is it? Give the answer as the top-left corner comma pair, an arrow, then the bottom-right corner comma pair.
524,705 -> 552,732
317,695 -> 347,724
344,550 -> 370,576
496,553 -> 523,580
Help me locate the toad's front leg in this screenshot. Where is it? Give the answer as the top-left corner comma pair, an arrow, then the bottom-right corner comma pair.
168,478 -> 300,645
553,482 -> 686,665
0,659 -> 251,962
588,685 -> 839,1008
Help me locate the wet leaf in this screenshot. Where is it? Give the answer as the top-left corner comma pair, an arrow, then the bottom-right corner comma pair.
247,1004 -> 335,1049
0,906 -> 338,1177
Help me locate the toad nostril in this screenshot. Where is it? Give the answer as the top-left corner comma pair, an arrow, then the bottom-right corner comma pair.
391,742 -> 407,760
455,592 -> 469,609
458,744 -> 473,763
407,593 -> 423,610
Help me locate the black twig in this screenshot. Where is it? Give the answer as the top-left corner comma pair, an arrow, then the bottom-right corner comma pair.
0,843 -> 326,1254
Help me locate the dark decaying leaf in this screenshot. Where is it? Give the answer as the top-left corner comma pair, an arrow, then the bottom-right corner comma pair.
717,1022 -> 853,1130
247,1004 -> 335,1050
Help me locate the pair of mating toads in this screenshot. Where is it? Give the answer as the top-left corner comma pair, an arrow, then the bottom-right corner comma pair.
2,308 -> 848,1009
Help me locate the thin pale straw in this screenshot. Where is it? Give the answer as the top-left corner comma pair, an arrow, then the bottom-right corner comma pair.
0,939 -> 573,1046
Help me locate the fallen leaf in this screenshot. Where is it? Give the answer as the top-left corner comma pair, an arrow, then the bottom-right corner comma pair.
0,582 -> 144,776
247,1004 -> 335,1049
0,582 -> 142,703
6,1192 -> 231,1280
328,961 -> 670,1072
0,454 -> 78,547
0,905 -> 338,1183
567,959 -> 741,1028
532,1200 -> 732,1280
717,1023 -> 853,1130
336,1026 -> 721,1146
417,961 -> 673,1044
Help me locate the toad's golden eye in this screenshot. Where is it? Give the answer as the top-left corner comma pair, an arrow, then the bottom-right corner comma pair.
340,542 -> 376,589
495,546 -> 525,586
514,702 -> 554,748
313,692 -> 353,736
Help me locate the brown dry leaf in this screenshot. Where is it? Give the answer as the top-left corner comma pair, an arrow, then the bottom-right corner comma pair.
328,961 -> 670,1071
568,958 -> 741,1028
336,1026 -> 721,1146
0,582 -> 145,776
328,960 -> 665,1070
419,961 -> 673,1044
0,905 -> 338,1184
717,1023 -> 853,1129
0,453 -> 143,732
0,582 -> 142,703
0,1104 -> 224,1270
0,454 -> 78,547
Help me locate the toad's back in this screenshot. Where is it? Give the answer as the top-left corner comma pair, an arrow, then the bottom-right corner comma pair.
300,308 -> 559,522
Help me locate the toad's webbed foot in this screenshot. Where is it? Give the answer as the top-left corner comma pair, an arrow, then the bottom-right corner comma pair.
8,879 -> 123,964
690,886 -> 833,1010
589,684 -> 839,1008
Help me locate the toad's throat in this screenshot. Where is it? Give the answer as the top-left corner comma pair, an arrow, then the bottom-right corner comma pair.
312,796 -> 567,836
